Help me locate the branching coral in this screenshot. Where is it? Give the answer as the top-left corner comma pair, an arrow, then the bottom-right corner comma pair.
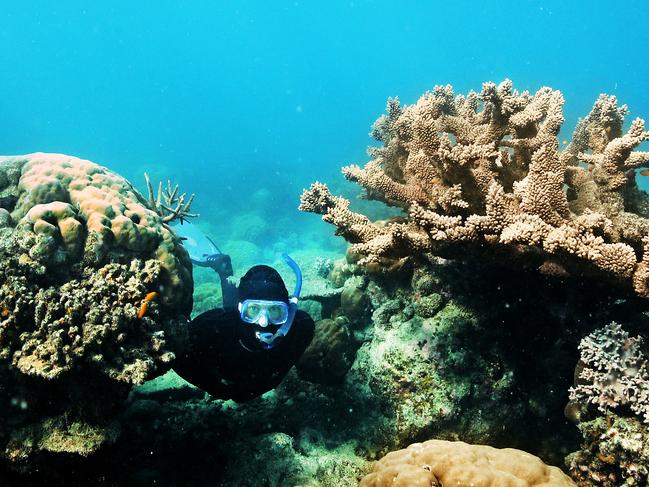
300,80 -> 649,298
144,173 -> 198,224
569,322 -> 649,423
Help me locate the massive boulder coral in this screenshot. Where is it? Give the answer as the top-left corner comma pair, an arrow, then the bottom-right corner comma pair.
300,80 -> 649,298
359,439 -> 576,486
296,316 -> 358,384
0,153 -> 193,464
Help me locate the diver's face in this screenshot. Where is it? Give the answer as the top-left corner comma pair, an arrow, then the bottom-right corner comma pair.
238,299 -> 289,328
237,300 -> 285,349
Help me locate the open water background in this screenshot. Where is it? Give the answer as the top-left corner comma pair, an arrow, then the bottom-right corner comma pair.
1,0 -> 649,253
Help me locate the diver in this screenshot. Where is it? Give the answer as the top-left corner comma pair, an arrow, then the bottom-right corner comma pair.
171,222 -> 315,402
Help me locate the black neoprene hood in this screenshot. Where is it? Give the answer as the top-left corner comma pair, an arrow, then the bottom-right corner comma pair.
238,265 -> 289,302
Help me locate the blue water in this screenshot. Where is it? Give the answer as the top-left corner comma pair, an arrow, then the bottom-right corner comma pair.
2,0 -> 649,251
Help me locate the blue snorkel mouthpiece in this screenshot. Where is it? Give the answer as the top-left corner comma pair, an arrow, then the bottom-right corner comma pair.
255,253 -> 302,348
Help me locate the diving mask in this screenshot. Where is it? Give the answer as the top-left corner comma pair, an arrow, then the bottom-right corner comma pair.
238,299 -> 289,326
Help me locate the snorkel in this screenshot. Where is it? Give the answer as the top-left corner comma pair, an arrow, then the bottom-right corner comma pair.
256,253 -> 302,348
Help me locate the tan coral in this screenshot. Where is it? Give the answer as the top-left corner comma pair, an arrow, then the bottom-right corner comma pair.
543,212 -> 636,278
359,439 -> 576,487
9,152 -> 191,308
300,80 -> 649,298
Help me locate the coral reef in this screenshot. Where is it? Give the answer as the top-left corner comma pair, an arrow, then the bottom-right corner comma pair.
0,153 -> 192,465
359,439 -> 576,486
300,80 -> 649,299
6,81 -> 649,484
569,322 -> 648,423
4,247 -> 625,486
296,81 -> 649,483
296,317 -> 358,384
566,414 -> 648,486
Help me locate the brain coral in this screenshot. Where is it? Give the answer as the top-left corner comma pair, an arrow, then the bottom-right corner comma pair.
0,153 -> 192,464
359,439 -> 576,487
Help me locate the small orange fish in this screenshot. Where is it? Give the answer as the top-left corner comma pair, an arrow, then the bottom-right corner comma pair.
144,291 -> 158,302
639,169 -> 649,176
137,292 -> 158,319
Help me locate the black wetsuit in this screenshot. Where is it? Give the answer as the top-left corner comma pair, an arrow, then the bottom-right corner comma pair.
173,308 -> 315,402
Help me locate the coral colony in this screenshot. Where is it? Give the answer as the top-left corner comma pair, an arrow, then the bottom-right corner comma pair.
0,154 -> 193,460
300,80 -> 649,297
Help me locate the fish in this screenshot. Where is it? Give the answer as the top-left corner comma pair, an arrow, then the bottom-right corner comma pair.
639,169 -> 649,176
137,291 -> 159,319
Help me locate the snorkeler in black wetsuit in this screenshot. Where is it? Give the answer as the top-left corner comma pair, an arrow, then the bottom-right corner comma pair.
172,223 -> 314,402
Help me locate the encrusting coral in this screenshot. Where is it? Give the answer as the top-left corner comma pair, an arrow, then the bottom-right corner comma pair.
359,439 -> 576,486
300,80 -> 649,298
0,153 -> 193,465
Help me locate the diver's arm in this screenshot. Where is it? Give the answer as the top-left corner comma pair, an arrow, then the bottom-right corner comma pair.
203,254 -> 238,310
220,276 -> 238,311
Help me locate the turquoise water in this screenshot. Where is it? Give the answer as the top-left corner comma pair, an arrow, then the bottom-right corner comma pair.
2,2 -> 649,485
2,1 -> 649,253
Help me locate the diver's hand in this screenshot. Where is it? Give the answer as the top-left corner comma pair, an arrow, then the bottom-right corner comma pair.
202,253 -> 233,278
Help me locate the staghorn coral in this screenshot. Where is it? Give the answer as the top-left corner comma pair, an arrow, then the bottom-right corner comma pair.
359,439 -> 576,486
569,322 -> 649,424
0,153 -> 192,465
300,80 -> 649,298
144,172 -> 198,224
